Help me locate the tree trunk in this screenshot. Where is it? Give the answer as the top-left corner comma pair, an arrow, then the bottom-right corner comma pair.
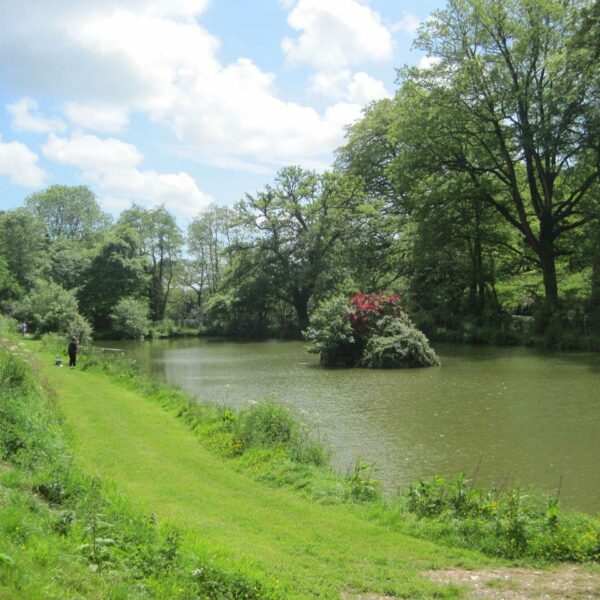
590,226 -> 600,331
474,233 -> 485,316
538,215 -> 559,306
293,290 -> 310,331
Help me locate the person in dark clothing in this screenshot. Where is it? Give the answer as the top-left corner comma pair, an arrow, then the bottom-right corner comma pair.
68,336 -> 78,367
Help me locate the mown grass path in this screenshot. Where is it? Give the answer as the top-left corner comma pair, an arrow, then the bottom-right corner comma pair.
32,345 -> 492,599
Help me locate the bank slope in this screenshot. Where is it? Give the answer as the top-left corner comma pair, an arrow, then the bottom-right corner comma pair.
33,344 -> 491,599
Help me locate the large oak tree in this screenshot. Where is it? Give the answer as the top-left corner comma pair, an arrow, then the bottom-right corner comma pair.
407,0 -> 600,306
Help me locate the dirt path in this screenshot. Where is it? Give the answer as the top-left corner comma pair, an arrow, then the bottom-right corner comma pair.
425,566 -> 600,599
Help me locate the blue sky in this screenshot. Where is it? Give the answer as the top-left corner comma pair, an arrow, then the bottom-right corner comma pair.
0,0 -> 445,222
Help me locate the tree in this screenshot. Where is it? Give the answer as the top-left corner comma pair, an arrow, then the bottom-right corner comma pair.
339,90 -> 511,318
236,166 -> 365,330
110,297 -> 151,339
118,206 -> 183,322
0,208 -> 47,291
0,255 -> 20,304
78,230 -> 148,331
408,0 -> 600,306
336,98 -> 401,206
205,247 -> 276,337
15,280 -> 93,343
185,204 -> 240,308
46,238 -> 94,291
25,185 -> 111,241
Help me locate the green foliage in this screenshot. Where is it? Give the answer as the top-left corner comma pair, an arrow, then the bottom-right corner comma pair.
204,260 -> 275,338
45,237 -> 93,291
305,294 -> 440,368
345,460 -> 382,503
231,400 -> 328,467
361,315 -> 441,368
303,295 -> 357,365
79,229 -> 148,331
110,296 -> 150,339
25,184 -> 111,241
118,205 -> 183,322
15,280 -> 93,343
0,208 -> 47,292
185,204 -> 240,306
0,254 -> 21,303
233,167 -> 366,332
400,474 -> 600,562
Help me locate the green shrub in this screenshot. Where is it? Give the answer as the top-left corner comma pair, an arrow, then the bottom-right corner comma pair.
303,295 -> 359,365
360,316 -> 440,368
110,296 -> 150,339
400,474 -> 600,562
305,294 -> 439,368
232,400 -> 328,467
345,460 -> 382,503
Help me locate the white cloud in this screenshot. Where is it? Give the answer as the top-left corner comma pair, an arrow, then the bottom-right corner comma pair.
347,72 -> 389,104
7,98 -> 66,134
391,12 -> 421,36
64,102 -> 129,133
0,135 -> 47,188
311,70 -> 389,104
0,0 -> 383,174
419,55 -> 442,70
43,133 -> 212,217
282,0 -> 392,70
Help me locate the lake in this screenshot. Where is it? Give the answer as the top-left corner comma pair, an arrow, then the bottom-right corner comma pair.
103,338 -> 600,514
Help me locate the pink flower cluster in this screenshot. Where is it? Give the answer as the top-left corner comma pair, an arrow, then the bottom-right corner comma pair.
347,292 -> 402,334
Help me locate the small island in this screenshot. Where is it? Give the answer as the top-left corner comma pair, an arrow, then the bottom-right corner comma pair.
304,291 -> 440,368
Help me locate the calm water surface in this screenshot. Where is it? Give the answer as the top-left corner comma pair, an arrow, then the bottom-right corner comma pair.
105,338 -> 600,513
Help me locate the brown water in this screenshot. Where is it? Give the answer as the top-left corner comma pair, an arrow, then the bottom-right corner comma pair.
105,338 -> 600,513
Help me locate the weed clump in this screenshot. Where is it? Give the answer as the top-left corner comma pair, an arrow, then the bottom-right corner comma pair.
232,400 -> 328,467
397,474 -> 600,562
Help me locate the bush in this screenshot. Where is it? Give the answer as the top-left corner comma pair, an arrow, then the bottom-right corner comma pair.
303,295 -> 358,365
400,474 -> 600,562
345,460 -> 382,503
361,316 -> 440,368
13,280 -> 93,343
305,293 -> 440,368
232,400 -> 328,466
110,296 -> 150,339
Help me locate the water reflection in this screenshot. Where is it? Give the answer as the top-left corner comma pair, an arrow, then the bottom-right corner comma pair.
101,338 -> 600,514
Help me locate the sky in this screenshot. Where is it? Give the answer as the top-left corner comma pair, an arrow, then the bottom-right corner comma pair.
0,0 -> 445,223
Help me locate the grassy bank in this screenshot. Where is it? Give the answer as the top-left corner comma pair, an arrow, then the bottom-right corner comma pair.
2,320 -> 599,598
0,331 -> 273,598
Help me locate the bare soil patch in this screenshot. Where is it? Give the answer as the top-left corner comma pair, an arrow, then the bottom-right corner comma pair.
425,566 -> 600,599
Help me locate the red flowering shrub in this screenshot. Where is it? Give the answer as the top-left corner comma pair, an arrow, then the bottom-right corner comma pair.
347,292 -> 402,335
305,292 -> 439,368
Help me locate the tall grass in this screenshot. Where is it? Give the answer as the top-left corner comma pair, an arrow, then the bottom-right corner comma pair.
391,474 -> 600,562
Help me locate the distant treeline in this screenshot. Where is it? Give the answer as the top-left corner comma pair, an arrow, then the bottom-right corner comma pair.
1,0 -> 599,348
